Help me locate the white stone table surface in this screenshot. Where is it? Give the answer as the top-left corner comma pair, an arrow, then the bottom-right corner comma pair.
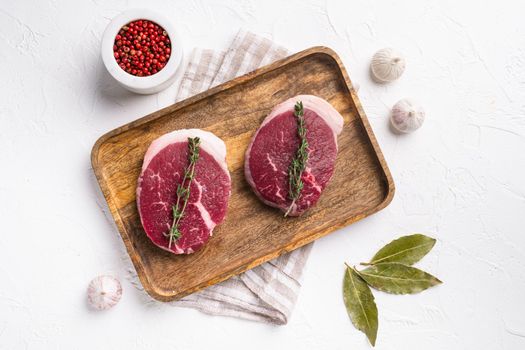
1,0 -> 524,349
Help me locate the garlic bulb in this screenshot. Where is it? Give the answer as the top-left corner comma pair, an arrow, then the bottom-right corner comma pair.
87,275 -> 122,310
390,99 -> 425,133
370,48 -> 406,83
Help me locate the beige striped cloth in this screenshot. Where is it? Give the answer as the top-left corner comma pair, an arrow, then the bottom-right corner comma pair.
127,30 -> 313,325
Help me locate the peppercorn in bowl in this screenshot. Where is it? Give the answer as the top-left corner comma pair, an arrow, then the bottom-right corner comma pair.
101,9 -> 183,94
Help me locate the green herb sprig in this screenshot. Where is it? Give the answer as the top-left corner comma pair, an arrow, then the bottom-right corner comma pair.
165,137 -> 201,249
343,234 -> 442,346
285,101 -> 309,217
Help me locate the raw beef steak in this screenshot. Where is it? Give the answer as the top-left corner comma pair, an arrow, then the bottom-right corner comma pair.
245,95 -> 344,216
137,129 -> 231,254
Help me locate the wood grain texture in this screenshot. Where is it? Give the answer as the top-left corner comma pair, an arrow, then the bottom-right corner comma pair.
91,47 -> 395,302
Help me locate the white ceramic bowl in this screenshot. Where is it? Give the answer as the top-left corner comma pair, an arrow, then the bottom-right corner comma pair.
101,9 -> 183,94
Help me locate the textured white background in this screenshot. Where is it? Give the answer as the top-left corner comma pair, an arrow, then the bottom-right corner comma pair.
1,0 -> 524,349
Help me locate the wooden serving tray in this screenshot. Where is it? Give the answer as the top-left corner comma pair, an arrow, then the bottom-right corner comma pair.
91,47 -> 395,301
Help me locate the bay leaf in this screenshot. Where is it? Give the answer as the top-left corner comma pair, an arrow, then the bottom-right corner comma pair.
368,234 -> 436,265
343,266 -> 378,346
357,262 -> 442,295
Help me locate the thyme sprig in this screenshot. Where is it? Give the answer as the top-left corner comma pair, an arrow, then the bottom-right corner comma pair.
165,137 -> 201,248
285,101 -> 309,217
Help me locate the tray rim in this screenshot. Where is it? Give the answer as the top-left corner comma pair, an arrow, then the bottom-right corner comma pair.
91,46 -> 395,301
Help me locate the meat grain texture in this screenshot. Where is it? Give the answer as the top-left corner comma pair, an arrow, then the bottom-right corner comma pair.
137,129 -> 231,254
245,95 -> 344,216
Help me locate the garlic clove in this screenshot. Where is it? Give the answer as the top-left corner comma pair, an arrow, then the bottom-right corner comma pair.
87,275 -> 122,311
370,48 -> 406,83
390,98 -> 425,133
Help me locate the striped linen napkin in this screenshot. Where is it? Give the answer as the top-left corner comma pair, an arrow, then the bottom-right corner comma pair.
128,29 -> 313,325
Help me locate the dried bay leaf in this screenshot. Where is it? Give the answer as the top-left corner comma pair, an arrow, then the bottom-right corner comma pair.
367,234 -> 436,265
343,266 -> 378,346
357,262 -> 442,295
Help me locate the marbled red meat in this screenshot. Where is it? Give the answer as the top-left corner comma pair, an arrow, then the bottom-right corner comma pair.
137,129 -> 231,254
244,95 -> 344,216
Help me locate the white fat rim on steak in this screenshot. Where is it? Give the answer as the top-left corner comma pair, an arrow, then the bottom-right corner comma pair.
260,95 -> 344,137
141,128 -> 229,176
